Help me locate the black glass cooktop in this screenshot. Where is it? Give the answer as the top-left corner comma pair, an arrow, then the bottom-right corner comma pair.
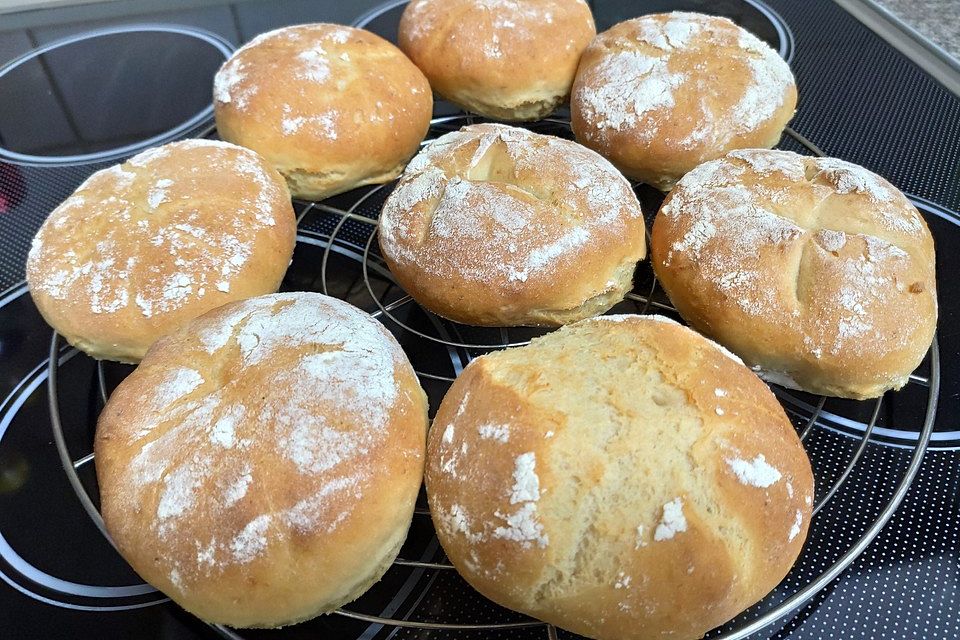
0,26 -> 231,163
0,0 -> 958,639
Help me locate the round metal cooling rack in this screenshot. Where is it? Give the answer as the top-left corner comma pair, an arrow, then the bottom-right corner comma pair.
46,112 -> 940,640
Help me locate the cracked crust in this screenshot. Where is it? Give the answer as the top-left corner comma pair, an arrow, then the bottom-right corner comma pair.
378,124 -> 647,326
651,149 -> 937,399
571,12 -> 797,190
425,315 -> 813,640
95,292 -> 428,627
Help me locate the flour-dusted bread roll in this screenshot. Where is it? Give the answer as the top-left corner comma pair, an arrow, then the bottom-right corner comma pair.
571,12 -> 797,190
95,292 -> 428,628
399,0 -> 595,121
214,24 -> 433,200
651,150 -> 937,399
426,314 -> 813,640
26,139 -> 296,363
378,124 -> 646,326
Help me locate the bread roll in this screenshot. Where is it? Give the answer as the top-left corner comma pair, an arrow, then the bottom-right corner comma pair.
378,124 -> 647,326
651,149 -> 937,399
425,314 -> 813,640
214,24 -> 433,200
571,12 -> 797,190
95,292 -> 428,628
26,139 -> 296,363
399,0 -> 595,121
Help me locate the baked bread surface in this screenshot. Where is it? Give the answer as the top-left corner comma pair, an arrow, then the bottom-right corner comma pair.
399,0 -> 596,120
95,292 -> 429,628
651,149 -> 937,399
214,23 -> 433,200
26,139 -> 296,362
425,314 -> 814,640
571,12 -> 797,190
378,123 -> 647,326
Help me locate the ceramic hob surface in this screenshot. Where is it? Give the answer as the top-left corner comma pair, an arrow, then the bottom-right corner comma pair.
0,1 -> 958,639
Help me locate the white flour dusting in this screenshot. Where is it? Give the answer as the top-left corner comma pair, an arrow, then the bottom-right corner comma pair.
279,416 -> 364,475
478,423 -> 510,443
223,467 -> 252,506
441,504 -> 484,544
726,454 -> 782,488
788,509 -> 803,541
230,514 -> 271,563
493,502 -> 548,548
635,524 -> 648,548
814,158 -> 894,203
27,139 -> 285,322
654,497 -> 687,541
731,41 -> 793,134
296,48 -> 331,83
576,50 -> 684,138
816,229 -> 847,252
147,178 -> 174,209
209,406 -> 243,449
157,463 -> 203,522
380,124 -> 643,288
614,571 -> 632,589
213,60 -> 255,108
508,452 -> 540,504
283,474 -> 362,533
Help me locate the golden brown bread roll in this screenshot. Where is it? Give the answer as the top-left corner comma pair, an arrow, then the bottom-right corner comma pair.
398,0 -> 596,120
378,123 -> 647,326
214,23 -> 433,200
651,149 -> 937,399
26,139 -> 296,363
425,314 -> 813,640
571,12 -> 797,190
95,292 -> 428,628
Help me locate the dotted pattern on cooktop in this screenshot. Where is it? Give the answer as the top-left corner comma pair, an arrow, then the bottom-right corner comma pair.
767,0 -> 960,211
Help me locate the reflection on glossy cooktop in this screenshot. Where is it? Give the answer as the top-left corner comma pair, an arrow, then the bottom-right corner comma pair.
0,27 -> 230,162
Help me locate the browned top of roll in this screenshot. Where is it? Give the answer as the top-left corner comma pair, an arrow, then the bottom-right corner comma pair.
213,23 -> 433,199
399,0 -> 596,120
425,314 -> 813,640
378,124 -> 646,326
651,149 -> 937,399
571,12 -> 797,189
95,292 -> 428,627
26,139 -> 296,362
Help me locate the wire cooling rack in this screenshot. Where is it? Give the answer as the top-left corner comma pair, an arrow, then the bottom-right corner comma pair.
45,113 -> 940,640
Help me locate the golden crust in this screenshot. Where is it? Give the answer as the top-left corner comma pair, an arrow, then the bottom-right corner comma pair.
425,314 -> 813,640
26,139 -> 296,363
378,124 -> 647,327
213,24 -> 433,200
94,292 -> 428,628
399,0 -> 596,120
651,150 -> 937,399
571,12 -> 797,190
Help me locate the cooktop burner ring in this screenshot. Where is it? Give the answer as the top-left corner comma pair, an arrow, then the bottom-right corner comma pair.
33,108 -> 941,639
0,24 -> 234,167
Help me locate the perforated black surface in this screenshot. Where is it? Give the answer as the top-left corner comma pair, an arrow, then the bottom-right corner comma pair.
769,0 -> 960,211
